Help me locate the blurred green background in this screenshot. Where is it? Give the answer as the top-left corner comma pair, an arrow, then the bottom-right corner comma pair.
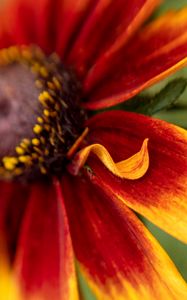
0,0 -> 187,298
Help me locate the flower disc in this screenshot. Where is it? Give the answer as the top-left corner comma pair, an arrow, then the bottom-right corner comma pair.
0,46 -> 86,181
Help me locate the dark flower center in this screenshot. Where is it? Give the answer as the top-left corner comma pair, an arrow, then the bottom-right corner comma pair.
0,46 -> 86,181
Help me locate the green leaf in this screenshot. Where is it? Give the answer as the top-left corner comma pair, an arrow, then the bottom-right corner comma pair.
122,78 -> 187,116
156,0 -> 187,14
155,108 -> 187,129
142,217 -> 187,281
76,262 -> 97,300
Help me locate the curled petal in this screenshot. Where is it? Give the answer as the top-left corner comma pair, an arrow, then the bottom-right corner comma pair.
67,139 -> 149,179
86,110 -> 187,243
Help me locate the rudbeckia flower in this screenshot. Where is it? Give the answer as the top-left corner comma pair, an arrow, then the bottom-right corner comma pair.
0,0 -> 187,299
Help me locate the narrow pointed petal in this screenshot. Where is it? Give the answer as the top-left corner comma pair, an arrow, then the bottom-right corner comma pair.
86,110 -> 187,243
84,8 -> 187,109
62,173 -> 187,300
56,0 -> 96,57
13,179 -> 79,300
67,0 -> 159,77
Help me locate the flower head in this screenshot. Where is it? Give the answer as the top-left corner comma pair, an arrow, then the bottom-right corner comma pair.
0,0 -> 187,299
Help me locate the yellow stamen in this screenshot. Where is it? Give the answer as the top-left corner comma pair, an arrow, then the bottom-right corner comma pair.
33,124 -> 43,134
31,153 -> 39,160
44,149 -> 49,156
22,139 -> 30,146
39,66 -> 49,77
40,166 -> 47,174
43,109 -> 50,117
39,91 -> 54,104
40,137 -> 45,144
37,117 -> 44,124
31,62 -> 41,74
18,155 -> 32,164
3,157 -> 18,170
47,81 -> 55,90
53,77 -> 61,89
44,124 -> 51,131
35,80 -> 43,89
21,48 -> 33,60
15,146 -> 25,155
32,138 -> 40,146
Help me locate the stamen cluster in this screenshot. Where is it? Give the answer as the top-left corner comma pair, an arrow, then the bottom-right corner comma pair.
0,46 -> 85,180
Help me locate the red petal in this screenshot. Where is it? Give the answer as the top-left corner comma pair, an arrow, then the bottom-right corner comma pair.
62,173 -> 187,299
13,179 -> 79,300
0,181 -> 30,263
67,0 -> 159,77
0,0 -> 61,53
2,0 -> 40,45
86,110 -> 187,243
0,30 -> 12,49
0,8 -> 13,48
56,0 -> 96,58
84,8 -> 187,109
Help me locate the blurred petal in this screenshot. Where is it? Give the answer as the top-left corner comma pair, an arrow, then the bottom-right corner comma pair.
0,28 -> 12,49
13,179 -> 79,300
56,0 -> 96,57
0,7 -> 13,48
0,181 -> 30,263
1,0 -> 159,61
0,0 -> 62,53
62,173 -> 187,300
67,0 -> 159,77
86,110 -> 187,243
84,8 -> 187,109
0,257 -> 21,300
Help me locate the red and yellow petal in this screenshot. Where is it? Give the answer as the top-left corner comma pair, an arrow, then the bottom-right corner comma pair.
68,139 -> 149,179
62,173 -> 187,300
66,0 -> 159,77
84,8 -> 187,109
86,110 -> 187,244
13,179 -> 79,300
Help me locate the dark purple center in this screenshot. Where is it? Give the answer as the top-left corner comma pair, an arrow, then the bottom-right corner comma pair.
0,47 -> 86,181
0,63 -> 39,157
